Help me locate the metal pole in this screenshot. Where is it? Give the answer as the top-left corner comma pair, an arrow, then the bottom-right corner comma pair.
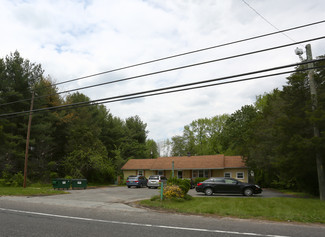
160,182 -> 163,201
23,91 -> 34,188
172,160 -> 174,178
305,44 -> 325,200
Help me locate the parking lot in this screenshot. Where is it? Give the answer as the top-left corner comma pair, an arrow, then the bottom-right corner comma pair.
0,186 -> 293,212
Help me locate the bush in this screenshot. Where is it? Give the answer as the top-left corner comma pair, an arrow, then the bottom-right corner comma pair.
64,175 -> 73,180
0,171 -> 27,187
194,177 -> 207,185
167,177 -> 190,195
11,172 -> 24,187
163,185 -> 184,199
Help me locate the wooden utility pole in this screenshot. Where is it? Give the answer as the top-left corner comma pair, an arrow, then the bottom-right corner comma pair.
306,44 -> 325,200
23,91 -> 34,188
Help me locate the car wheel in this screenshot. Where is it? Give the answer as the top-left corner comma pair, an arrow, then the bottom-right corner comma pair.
204,188 -> 213,196
244,188 -> 253,196
127,186 -> 130,188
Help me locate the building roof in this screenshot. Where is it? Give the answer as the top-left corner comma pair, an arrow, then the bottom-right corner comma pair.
121,159 -> 155,170
121,155 -> 246,170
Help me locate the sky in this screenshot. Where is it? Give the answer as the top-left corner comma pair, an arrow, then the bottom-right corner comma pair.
1,0 -> 324,142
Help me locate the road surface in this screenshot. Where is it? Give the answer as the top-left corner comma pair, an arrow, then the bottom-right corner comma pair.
0,187 -> 324,236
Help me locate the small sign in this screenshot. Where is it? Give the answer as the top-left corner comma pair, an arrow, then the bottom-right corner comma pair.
77,181 -> 82,185
62,181 -> 66,184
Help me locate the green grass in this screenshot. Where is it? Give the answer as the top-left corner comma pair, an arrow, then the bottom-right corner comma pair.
139,197 -> 325,224
278,190 -> 318,199
0,186 -> 67,196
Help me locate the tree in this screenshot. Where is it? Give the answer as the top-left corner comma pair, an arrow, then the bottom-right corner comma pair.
120,115 -> 148,159
170,135 -> 187,156
170,115 -> 229,156
220,105 -> 258,156
145,139 -> 159,158
60,92 -> 115,183
0,51 -> 44,177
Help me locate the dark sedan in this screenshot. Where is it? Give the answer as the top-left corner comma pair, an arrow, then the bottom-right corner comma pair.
195,177 -> 262,196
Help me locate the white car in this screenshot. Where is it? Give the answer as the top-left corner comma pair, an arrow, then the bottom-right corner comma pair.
147,175 -> 167,188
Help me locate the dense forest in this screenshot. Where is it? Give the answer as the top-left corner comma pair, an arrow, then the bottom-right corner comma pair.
1,51 -> 324,196
0,51 -> 159,185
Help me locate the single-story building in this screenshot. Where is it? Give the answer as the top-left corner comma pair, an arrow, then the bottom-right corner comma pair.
121,154 -> 249,183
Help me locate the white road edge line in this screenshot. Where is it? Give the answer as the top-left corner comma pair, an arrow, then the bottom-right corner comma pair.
0,207 -> 290,237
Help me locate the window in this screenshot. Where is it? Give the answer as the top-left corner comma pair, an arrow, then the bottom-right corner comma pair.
157,170 -> 164,175
177,171 -> 183,179
225,179 -> 237,184
138,170 -> 144,176
236,172 -> 244,179
207,178 -> 224,183
224,172 -> 231,178
192,170 -> 209,178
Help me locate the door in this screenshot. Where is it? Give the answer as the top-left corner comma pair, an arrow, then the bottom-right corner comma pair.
223,178 -> 242,193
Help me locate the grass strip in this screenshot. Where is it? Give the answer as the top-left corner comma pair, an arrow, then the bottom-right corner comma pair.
0,187 -> 67,196
139,197 -> 325,224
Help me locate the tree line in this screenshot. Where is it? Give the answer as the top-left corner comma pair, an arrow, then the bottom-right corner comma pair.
0,51 -> 159,185
165,57 -> 325,196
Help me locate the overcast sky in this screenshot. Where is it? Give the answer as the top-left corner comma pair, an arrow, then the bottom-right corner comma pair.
1,0 -> 324,142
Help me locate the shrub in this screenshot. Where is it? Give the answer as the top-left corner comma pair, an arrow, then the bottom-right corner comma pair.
64,175 -> 73,180
194,177 -> 207,185
163,185 -> 184,199
50,172 -> 59,179
11,172 -> 24,187
0,171 -> 27,187
167,177 -> 190,195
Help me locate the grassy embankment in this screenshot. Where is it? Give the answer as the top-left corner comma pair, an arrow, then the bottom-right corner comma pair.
0,182 -> 116,196
0,183 -> 67,196
140,197 -> 325,224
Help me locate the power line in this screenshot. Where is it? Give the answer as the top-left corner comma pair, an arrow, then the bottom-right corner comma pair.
51,20 -> 325,87
241,0 -> 299,44
2,35 -> 325,107
3,66 -> 322,120
2,20 -> 325,108
1,58 -> 324,119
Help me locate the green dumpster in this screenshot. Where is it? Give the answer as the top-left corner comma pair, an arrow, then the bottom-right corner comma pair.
71,179 -> 87,189
52,178 -> 70,190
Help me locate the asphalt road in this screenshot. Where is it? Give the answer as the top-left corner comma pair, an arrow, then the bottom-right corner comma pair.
0,187 -> 324,237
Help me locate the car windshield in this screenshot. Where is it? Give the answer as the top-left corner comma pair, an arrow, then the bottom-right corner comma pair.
149,176 -> 159,180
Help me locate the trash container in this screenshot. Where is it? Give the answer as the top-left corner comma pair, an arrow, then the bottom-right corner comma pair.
52,178 -> 71,190
71,179 -> 87,189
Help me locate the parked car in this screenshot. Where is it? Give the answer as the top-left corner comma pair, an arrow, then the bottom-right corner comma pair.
147,175 -> 167,189
126,175 -> 148,188
195,177 -> 262,196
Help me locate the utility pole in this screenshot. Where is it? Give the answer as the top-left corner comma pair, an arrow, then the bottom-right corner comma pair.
305,44 -> 325,200
23,91 -> 34,188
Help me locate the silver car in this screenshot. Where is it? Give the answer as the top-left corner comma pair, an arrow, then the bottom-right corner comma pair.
147,175 -> 167,189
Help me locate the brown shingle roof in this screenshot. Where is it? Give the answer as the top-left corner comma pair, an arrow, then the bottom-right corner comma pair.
224,156 -> 246,168
121,159 -> 155,170
121,155 -> 246,170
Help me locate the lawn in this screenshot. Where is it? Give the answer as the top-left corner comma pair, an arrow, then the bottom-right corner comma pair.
139,197 -> 325,224
0,186 -> 67,196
